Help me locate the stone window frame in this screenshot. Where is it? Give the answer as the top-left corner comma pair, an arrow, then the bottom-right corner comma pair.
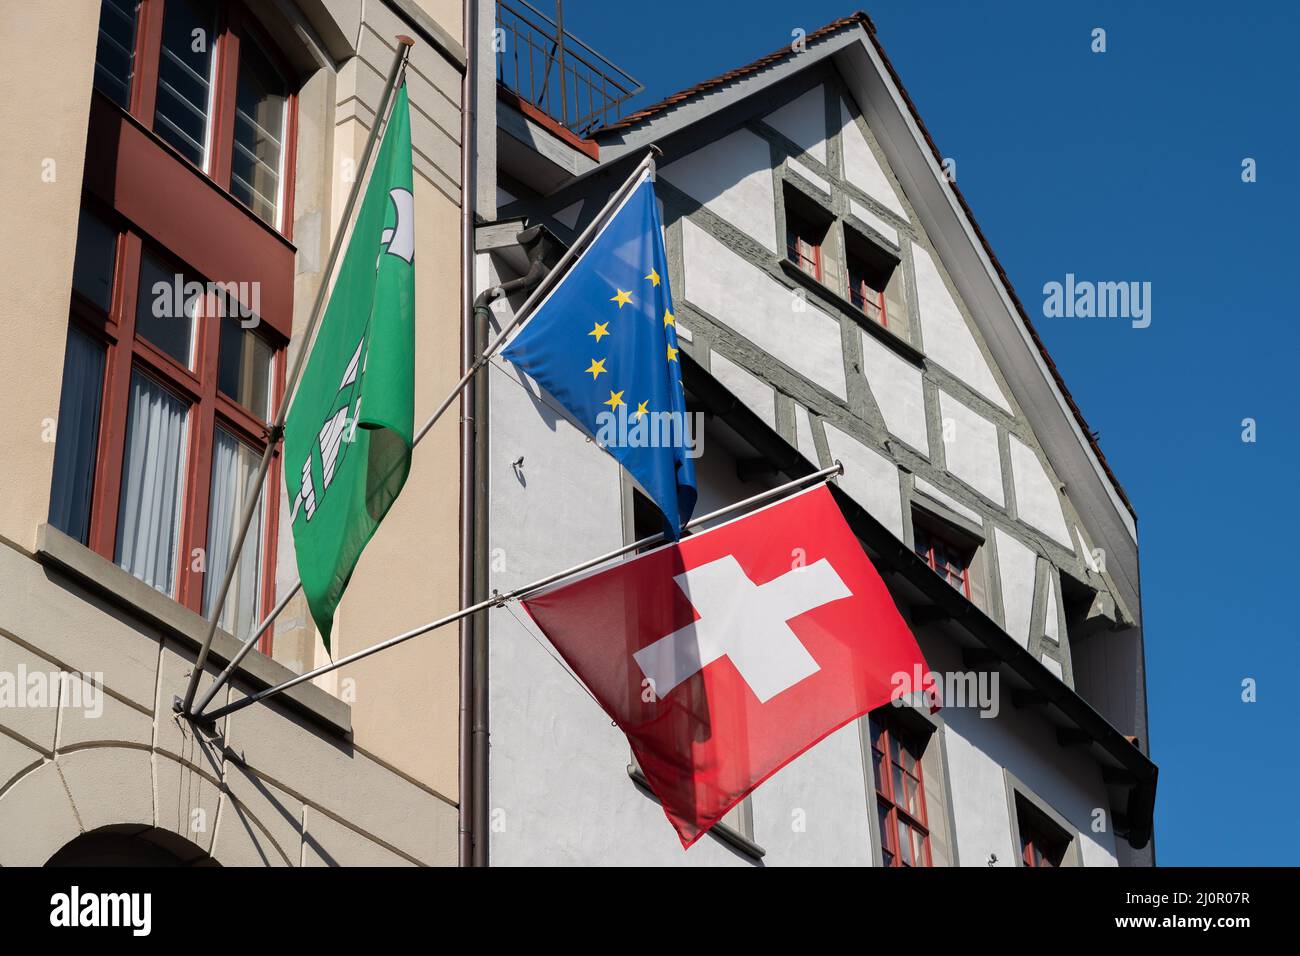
1003,768 -> 1085,867
860,699 -> 960,867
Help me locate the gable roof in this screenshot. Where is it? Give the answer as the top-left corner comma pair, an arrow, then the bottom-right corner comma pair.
592,11 -> 1135,519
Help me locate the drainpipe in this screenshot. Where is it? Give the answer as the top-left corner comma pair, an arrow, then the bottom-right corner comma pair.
463,223 -> 553,866
458,0 -> 478,869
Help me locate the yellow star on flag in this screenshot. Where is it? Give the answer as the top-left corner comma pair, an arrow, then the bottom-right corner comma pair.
610,289 -> 633,309
585,358 -> 607,380
663,308 -> 675,328
666,344 -> 679,363
588,321 -> 610,342
645,268 -> 661,287
634,400 -> 650,420
603,389 -> 626,410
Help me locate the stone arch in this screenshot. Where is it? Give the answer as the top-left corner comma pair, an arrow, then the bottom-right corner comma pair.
46,824 -> 220,866
0,744 -> 290,867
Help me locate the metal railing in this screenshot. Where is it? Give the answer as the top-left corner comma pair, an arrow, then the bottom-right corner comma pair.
495,0 -> 643,134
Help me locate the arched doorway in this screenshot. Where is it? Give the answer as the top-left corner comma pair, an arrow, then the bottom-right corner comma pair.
47,825 -> 220,867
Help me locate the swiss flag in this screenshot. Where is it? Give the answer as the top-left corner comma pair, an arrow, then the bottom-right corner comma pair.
519,483 -> 928,848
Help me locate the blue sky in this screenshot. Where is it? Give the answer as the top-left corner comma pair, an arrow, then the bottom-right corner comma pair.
554,0 -> 1300,864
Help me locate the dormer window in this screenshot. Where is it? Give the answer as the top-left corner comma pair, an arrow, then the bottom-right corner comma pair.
844,227 -> 904,329
784,186 -> 832,283
913,523 -> 973,598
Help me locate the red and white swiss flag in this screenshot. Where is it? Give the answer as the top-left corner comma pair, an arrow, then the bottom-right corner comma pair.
520,483 -> 928,848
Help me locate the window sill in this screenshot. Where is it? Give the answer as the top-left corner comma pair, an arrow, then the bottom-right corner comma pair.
778,258 -> 925,367
628,765 -> 766,861
35,523 -> 350,737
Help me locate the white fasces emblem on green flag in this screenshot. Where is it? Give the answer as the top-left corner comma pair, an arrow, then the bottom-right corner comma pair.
284,85 -> 415,651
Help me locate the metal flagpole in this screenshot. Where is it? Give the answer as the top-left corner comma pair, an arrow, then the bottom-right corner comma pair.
195,463 -> 844,724
189,146 -> 665,720
177,37 -> 416,717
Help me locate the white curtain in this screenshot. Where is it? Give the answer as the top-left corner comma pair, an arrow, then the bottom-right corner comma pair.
49,328 -> 106,543
204,427 -> 263,639
115,371 -> 187,595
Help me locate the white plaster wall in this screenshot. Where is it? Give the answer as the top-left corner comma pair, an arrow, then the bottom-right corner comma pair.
860,331 -> 928,454
487,364 -> 881,864
1009,434 -> 1072,548
913,476 -> 982,526
849,198 -> 898,246
752,722 -> 874,865
487,360 -> 756,866
709,351 -> 776,429
838,97 -> 907,218
764,86 -> 827,163
913,243 -> 1012,413
794,404 -> 818,464
925,640 -> 1119,868
682,219 -> 847,399
822,423 -> 904,540
661,128 -> 778,253
1043,572 -> 1061,644
994,528 -> 1036,647
939,391 -> 1004,506
788,157 -> 831,196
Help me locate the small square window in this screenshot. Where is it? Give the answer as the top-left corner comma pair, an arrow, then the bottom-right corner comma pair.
844,228 -> 903,329
154,0 -> 218,168
913,522 -> 974,598
218,316 -> 273,419
784,186 -> 832,283
1016,795 -> 1071,867
93,0 -> 140,108
71,209 -> 118,312
136,251 -> 197,369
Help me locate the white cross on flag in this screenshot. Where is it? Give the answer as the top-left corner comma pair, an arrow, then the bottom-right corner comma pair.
519,483 -> 929,848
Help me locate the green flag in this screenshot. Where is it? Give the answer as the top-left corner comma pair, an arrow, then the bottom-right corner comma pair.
284,84 -> 415,651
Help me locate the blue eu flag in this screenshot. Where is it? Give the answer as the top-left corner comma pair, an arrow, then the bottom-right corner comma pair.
502,173 -> 697,536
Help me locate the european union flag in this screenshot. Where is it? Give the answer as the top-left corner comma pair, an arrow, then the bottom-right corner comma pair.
503,172 -> 697,536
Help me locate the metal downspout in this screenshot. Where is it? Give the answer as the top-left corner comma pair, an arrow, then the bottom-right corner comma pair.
458,0 -> 478,868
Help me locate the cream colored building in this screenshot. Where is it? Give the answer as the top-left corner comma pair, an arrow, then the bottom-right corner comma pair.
0,0 -> 474,865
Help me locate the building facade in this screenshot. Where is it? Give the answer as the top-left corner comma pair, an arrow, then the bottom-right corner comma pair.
477,11 -> 1155,866
0,0 -> 468,866
0,3 -> 1155,867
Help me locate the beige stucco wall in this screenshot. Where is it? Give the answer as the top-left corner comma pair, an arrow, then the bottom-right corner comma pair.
0,1 -> 100,553
0,0 -> 467,863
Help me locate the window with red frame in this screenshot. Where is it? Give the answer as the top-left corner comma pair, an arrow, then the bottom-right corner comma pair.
92,0 -> 295,231
49,0 -> 298,647
843,228 -> 900,329
869,713 -> 932,867
784,188 -> 830,283
913,523 -> 973,598
1016,796 -> 1071,867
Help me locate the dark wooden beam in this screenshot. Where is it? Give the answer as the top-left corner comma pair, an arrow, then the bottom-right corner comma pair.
961,647 -> 1001,670
911,604 -> 952,626
1011,689 -> 1047,711
1056,727 -> 1092,748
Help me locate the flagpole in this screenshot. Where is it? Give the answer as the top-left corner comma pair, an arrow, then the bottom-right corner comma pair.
189,145 -> 666,720
178,36 -> 416,718
195,462 -> 843,725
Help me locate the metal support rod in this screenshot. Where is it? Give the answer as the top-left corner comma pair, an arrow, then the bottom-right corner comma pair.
190,147 -> 662,720
196,463 -> 843,725
193,335 -> 490,717
178,37 -> 415,717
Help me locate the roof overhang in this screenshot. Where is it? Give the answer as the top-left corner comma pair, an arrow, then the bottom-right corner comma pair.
592,17 -> 1142,630
681,350 -> 1157,850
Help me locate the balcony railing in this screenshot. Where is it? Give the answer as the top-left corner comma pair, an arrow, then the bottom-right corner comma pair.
495,0 -> 643,134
